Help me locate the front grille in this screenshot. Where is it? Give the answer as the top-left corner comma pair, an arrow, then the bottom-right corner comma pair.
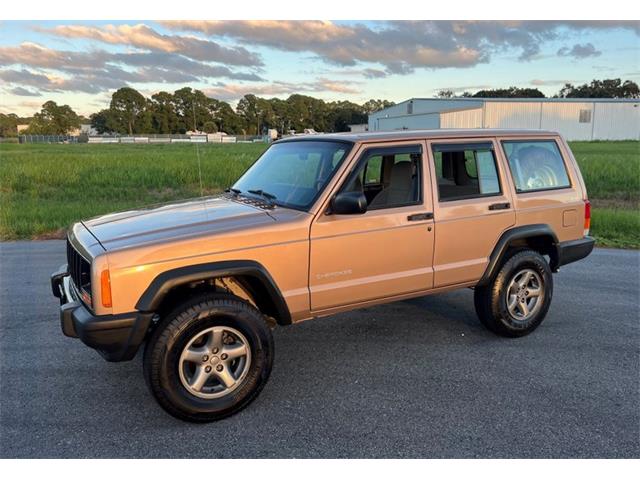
66,238 -> 92,304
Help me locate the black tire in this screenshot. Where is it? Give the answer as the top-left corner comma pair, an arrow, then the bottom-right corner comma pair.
474,249 -> 553,337
143,293 -> 274,422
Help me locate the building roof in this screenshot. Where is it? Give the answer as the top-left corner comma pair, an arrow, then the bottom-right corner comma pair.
405,97 -> 640,103
277,128 -> 561,143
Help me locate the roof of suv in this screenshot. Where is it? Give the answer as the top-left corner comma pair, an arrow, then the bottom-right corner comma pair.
277,128 -> 559,144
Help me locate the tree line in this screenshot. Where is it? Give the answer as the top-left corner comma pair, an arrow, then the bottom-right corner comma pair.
88,88 -> 394,136
437,78 -> 639,99
1,78 -> 637,137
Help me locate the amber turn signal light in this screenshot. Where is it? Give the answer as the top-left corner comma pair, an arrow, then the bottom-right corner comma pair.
101,269 -> 112,308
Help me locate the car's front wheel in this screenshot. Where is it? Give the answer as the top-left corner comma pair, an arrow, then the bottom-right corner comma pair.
143,293 -> 274,422
474,249 -> 553,337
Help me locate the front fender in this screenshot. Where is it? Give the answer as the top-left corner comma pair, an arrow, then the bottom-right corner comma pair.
135,260 -> 292,325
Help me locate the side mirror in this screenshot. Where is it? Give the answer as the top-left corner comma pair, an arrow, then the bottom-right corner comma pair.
330,191 -> 367,215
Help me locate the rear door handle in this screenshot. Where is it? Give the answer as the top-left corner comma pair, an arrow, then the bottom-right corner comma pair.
407,212 -> 434,221
488,202 -> 511,211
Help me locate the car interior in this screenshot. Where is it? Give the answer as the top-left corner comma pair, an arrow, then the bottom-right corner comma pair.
434,146 -> 500,200
343,152 -> 421,208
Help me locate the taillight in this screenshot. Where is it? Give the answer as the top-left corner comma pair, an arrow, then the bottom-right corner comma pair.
584,200 -> 591,236
101,269 -> 112,308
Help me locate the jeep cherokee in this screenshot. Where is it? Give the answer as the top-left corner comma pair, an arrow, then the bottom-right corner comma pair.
51,129 -> 595,422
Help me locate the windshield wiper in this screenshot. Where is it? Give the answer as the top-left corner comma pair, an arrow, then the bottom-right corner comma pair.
225,187 -> 242,195
247,189 -> 277,205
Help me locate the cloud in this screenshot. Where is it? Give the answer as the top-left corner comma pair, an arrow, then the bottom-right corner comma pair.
0,65 -> 155,94
0,42 -> 110,71
0,42 -> 264,95
557,43 -> 602,59
0,69 -> 59,90
39,24 -> 262,67
18,100 -> 44,109
329,67 -> 389,79
162,20 -> 485,72
204,78 -> 361,101
161,20 -> 638,72
434,84 -> 492,94
530,79 -> 575,86
312,78 -> 361,94
3,20 -> 637,103
0,38 -> 359,101
110,52 -> 264,81
9,86 -> 42,96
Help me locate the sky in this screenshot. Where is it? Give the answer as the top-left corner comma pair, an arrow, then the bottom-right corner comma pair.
0,20 -> 639,117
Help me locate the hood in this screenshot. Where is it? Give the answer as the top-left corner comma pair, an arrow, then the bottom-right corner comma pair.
82,196 -> 275,251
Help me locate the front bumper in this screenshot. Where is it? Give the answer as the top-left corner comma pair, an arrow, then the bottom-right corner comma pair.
556,236 -> 596,268
51,264 -> 153,362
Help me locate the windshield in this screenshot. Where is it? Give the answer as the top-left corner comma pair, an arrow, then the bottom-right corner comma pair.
232,140 -> 352,210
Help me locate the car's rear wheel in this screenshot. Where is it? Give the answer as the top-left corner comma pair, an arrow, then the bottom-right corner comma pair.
143,293 -> 273,422
474,249 -> 553,337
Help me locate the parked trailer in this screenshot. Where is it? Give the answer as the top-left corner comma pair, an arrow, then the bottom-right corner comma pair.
88,137 -> 119,143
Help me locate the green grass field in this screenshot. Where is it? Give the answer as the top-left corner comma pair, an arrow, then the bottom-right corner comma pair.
1,141 -> 638,247
568,141 -> 639,248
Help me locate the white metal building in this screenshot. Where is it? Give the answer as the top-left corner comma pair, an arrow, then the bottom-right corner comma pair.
368,98 -> 640,141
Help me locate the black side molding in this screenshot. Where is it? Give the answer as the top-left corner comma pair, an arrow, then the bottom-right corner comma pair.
478,224 -> 559,286
135,260 -> 292,325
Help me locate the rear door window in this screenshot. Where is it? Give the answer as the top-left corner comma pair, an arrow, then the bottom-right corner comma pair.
432,143 -> 501,201
502,140 -> 571,192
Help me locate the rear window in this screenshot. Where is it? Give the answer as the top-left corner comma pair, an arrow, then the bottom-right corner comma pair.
502,140 -> 571,193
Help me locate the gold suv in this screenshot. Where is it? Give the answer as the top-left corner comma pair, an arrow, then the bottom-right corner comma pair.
51,129 -> 595,422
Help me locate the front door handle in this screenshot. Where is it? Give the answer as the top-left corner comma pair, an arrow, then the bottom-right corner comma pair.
488,202 -> 511,211
407,212 -> 434,221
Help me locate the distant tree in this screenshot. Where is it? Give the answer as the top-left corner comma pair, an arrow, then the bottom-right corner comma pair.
473,87 -> 545,98
236,94 -> 262,135
556,78 -> 639,98
24,101 -> 81,134
202,121 -> 217,133
4,89 -> 400,136
257,97 -> 277,132
172,87 -> 212,132
284,94 -> 330,132
150,91 -> 178,134
362,99 -> 395,114
326,100 -> 367,132
90,109 -> 115,134
107,87 -> 151,135
269,97 -> 293,134
208,99 -> 244,134
436,90 -> 455,98
0,113 -> 19,137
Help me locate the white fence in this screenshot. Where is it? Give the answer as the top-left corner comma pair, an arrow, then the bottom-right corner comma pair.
21,133 -> 270,144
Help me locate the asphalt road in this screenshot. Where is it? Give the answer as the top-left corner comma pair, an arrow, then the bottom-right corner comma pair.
0,241 -> 638,458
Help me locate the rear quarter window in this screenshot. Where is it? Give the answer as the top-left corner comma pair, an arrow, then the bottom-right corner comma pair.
502,140 -> 571,193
